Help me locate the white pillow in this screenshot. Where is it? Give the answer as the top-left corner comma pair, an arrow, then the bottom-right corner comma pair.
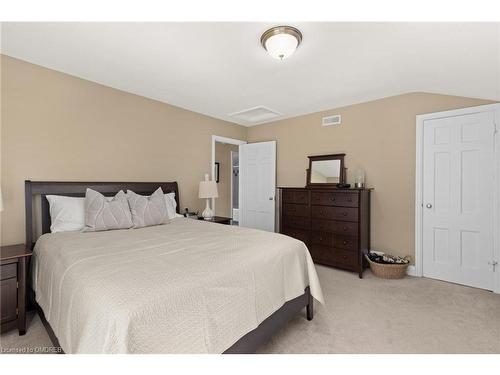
164,192 -> 177,219
47,194 -> 116,233
47,191 -> 178,233
46,195 -> 85,233
136,192 -> 177,219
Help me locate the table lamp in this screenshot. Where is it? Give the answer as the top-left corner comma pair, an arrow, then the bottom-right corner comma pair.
198,174 -> 218,220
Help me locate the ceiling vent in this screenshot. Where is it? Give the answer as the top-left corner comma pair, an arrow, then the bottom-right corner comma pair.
322,114 -> 341,127
229,106 -> 281,124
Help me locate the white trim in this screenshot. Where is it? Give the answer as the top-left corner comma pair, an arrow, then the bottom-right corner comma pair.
415,103 -> 500,294
211,135 -> 246,217
230,150 -> 238,220
406,265 -> 417,277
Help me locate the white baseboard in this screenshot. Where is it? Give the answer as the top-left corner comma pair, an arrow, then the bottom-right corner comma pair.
406,265 -> 417,277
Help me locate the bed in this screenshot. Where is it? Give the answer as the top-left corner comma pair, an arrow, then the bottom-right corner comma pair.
26,180 -> 324,354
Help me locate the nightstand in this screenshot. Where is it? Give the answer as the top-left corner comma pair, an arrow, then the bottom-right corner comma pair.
1,244 -> 32,335
198,216 -> 232,225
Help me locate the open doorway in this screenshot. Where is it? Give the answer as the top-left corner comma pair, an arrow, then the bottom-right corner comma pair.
211,135 -> 246,224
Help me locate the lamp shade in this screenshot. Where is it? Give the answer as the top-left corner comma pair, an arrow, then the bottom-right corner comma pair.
199,175 -> 218,199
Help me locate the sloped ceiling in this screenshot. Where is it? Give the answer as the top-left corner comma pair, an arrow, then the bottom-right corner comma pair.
2,22 -> 499,126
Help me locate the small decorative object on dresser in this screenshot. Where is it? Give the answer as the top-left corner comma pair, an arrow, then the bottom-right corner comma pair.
279,153 -> 372,278
1,244 -> 32,335
198,173 -> 218,220
354,168 -> 365,188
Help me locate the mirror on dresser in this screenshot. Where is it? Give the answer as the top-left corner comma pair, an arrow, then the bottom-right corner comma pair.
306,154 -> 345,187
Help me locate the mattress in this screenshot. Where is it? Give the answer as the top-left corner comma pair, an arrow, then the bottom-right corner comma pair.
31,217 -> 324,353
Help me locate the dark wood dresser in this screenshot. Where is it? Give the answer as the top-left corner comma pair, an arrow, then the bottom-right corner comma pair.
279,187 -> 371,278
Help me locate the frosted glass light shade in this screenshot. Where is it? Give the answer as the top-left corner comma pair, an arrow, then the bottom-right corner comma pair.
264,33 -> 299,60
261,26 -> 302,60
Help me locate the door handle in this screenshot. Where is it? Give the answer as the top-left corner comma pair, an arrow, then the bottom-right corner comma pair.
488,261 -> 498,271
426,203 -> 432,209
269,197 -> 274,201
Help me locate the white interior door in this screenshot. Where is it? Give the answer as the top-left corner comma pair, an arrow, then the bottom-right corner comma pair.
239,141 -> 276,232
422,111 -> 496,290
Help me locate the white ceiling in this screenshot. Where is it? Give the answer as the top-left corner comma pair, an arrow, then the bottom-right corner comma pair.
1,22 -> 499,126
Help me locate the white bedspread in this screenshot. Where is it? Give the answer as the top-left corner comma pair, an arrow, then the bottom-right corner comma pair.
32,218 -> 324,353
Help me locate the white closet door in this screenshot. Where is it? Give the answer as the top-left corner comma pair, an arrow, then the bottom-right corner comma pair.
422,111 -> 495,290
239,141 -> 276,232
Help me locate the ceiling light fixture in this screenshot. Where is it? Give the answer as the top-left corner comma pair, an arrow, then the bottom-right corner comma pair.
261,26 -> 302,60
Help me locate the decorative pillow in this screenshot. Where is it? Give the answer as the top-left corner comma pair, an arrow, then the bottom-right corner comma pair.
127,188 -> 169,228
164,192 -> 177,219
46,195 -> 85,233
84,189 -> 133,232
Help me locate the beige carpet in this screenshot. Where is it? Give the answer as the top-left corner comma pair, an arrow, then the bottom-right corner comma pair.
1,265 -> 499,354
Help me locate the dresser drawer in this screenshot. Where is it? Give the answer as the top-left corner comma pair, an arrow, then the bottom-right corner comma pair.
311,192 -> 359,207
1,263 -> 17,281
1,277 -> 17,324
282,227 -> 309,244
282,190 -> 309,204
282,215 -> 309,230
309,244 -> 331,263
283,203 -> 309,217
330,248 -> 358,267
310,245 -> 358,267
333,235 -> 358,251
311,205 -> 358,222
311,219 -> 358,236
311,231 -> 333,247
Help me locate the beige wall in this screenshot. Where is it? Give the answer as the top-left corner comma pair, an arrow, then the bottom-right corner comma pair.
1,55 -> 496,258
214,142 -> 238,218
247,93 -> 495,261
0,55 -> 246,245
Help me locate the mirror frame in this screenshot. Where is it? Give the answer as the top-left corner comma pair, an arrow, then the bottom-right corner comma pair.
306,153 -> 346,188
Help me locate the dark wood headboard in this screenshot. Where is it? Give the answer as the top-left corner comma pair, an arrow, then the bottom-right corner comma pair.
25,180 -> 180,250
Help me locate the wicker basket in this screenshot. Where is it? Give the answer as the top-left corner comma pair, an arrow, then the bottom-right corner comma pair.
365,254 -> 409,279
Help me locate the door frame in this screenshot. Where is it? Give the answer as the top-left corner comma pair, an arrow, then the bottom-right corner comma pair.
211,135 -> 247,217
415,103 -> 500,293
230,150 -> 238,221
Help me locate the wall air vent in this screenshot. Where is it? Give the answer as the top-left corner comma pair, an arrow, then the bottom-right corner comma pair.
322,114 -> 341,127
229,106 -> 282,125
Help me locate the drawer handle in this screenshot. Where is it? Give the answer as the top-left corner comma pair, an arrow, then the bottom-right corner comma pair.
343,240 -> 348,245
343,226 -> 347,231
342,212 -> 348,216
319,237 -> 323,241
330,197 -> 336,201
347,198 -> 352,202
343,255 -> 348,259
